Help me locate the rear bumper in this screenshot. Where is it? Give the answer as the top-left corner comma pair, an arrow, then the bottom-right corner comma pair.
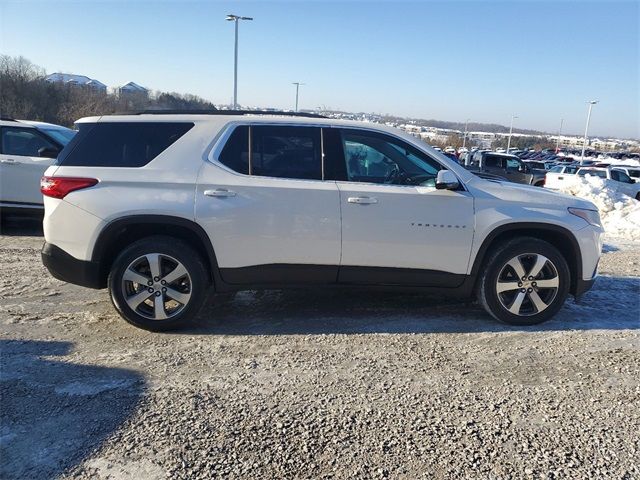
41,242 -> 104,289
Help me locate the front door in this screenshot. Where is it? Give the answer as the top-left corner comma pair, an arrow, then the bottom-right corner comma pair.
331,128 -> 475,286
195,124 -> 341,285
0,126 -> 58,206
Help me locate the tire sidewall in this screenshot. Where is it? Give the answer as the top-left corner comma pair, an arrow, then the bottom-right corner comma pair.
481,239 -> 570,326
108,237 -> 208,331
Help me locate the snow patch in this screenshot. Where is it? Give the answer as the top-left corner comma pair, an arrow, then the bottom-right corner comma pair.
557,175 -> 640,240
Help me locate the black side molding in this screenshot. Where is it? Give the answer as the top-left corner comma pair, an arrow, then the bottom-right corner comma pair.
338,266 -> 465,287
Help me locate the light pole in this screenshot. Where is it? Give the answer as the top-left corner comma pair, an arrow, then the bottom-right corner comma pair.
506,114 -> 518,153
462,118 -> 470,149
292,82 -> 305,112
580,100 -> 598,163
555,118 -> 563,153
226,14 -> 253,109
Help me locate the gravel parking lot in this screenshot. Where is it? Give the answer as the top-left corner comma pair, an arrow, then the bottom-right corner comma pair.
1,216 -> 639,479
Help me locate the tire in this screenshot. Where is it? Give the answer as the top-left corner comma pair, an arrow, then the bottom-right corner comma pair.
108,236 -> 209,331
635,192 -> 640,201
477,237 -> 570,326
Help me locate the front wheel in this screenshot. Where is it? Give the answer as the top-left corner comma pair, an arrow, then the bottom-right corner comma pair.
108,236 -> 209,331
477,237 -> 570,326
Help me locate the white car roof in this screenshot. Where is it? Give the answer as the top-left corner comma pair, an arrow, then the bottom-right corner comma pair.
0,118 -> 73,130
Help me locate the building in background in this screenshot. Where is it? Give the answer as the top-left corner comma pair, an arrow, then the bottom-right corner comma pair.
117,82 -> 149,100
45,73 -> 107,93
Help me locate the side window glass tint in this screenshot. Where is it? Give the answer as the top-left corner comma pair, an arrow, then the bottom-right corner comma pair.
341,130 -> 441,186
251,126 -> 321,180
506,158 -> 520,170
1,127 -> 56,157
484,156 -> 500,168
218,126 -> 249,174
58,122 -> 193,167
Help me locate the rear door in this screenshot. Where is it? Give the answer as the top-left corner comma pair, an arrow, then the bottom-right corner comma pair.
329,128 -> 474,286
196,124 -> 341,285
0,126 -> 59,206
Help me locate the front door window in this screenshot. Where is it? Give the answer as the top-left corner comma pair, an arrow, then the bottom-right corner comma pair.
341,130 -> 441,187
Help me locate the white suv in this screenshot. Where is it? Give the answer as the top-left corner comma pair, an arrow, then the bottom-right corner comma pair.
40,112 -> 603,331
0,117 -> 76,214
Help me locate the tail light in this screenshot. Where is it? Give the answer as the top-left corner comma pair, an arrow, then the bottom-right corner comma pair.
40,176 -> 98,199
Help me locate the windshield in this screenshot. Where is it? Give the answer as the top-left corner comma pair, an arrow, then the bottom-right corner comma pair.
39,127 -> 76,146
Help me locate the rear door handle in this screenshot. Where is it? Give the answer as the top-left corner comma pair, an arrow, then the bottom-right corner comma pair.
347,196 -> 378,205
0,159 -> 19,165
204,188 -> 236,198
558,176 -> 564,180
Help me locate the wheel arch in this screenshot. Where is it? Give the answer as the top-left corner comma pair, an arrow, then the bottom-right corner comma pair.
91,215 -> 220,289
470,222 -> 583,295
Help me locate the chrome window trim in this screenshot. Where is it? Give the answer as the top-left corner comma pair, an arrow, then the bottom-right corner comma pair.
207,122 -> 327,184
206,121 -> 465,191
336,126 -> 468,192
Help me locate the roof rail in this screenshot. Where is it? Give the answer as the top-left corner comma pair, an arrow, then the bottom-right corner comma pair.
122,109 -> 327,119
0,116 -> 16,122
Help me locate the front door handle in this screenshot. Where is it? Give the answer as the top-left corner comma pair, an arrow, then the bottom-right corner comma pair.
204,188 -> 236,198
0,159 -> 19,165
347,196 -> 378,205
558,176 -> 564,180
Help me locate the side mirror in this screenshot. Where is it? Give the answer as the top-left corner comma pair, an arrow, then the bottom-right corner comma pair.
38,146 -> 60,158
435,170 -> 460,190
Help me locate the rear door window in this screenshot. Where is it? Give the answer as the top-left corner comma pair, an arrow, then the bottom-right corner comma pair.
57,122 -> 193,167
251,126 -> 322,180
218,126 -> 249,174
484,155 -> 503,168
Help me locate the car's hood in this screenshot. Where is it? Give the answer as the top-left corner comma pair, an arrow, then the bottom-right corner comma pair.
466,176 -> 597,210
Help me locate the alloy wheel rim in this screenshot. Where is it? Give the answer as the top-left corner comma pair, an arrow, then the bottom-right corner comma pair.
496,253 -> 559,316
121,253 -> 192,320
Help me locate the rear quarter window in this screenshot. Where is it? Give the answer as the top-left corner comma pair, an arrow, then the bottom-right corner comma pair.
56,122 -> 193,167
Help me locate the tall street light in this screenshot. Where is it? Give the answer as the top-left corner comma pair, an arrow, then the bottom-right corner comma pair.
226,14 -> 253,109
506,114 -> 518,153
462,118 -> 470,149
555,118 -> 564,153
580,100 -> 598,163
292,82 -> 305,112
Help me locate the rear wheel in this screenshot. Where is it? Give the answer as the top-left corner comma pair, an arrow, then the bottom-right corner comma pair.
477,237 -> 570,325
108,236 -> 209,331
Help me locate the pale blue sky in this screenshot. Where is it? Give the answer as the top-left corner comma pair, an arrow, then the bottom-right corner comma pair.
1,0 -> 638,138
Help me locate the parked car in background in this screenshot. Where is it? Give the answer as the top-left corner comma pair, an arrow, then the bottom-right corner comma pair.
0,118 -> 76,215
524,160 -> 556,171
40,111 -> 602,331
577,168 -> 640,200
544,164 -> 580,190
613,166 -> 640,183
466,152 -> 546,186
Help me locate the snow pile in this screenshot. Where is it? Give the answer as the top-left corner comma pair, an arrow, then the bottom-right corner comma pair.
557,175 -> 640,240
